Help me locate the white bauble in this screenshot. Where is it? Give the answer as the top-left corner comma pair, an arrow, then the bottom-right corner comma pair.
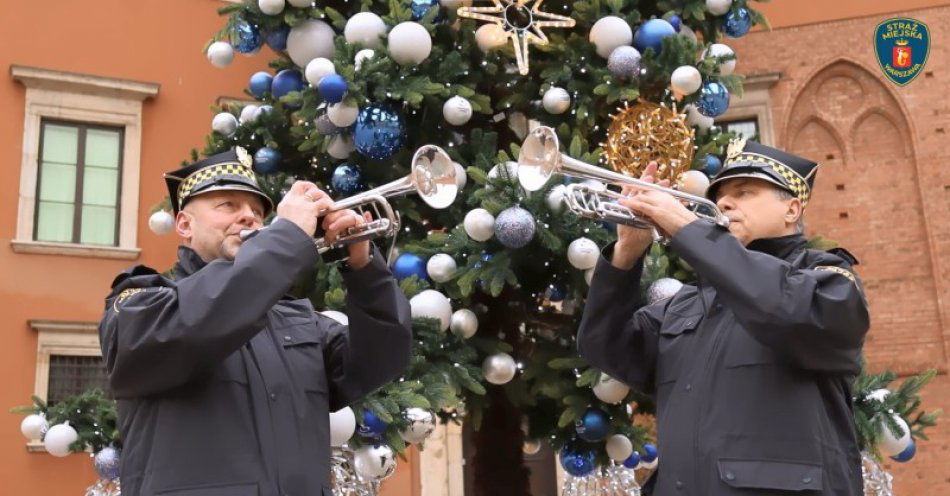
443,96 -> 473,126
475,23 -> 508,52
355,49 -> 375,71
678,170 -> 710,196
482,352 -> 517,385
287,0 -> 313,6
647,277 -> 684,304
20,414 -> 48,441
345,12 -> 388,49
464,208 -> 495,242
705,0 -> 733,16
866,388 -> 891,403
704,43 -> 736,76
327,134 -> 356,159
207,41 -> 235,68
327,102 -> 359,127
286,20 -> 336,67
329,407 -> 356,446
44,422 -> 78,457
523,439 -> 542,455
240,104 -> 261,124
679,24 -> 699,43
427,253 -> 458,283
546,184 -> 567,212
450,309 -> 478,339
567,237 -> 599,270
542,87 -> 571,114
453,162 -> 468,190
606,434 -> 634,462
585,267 -> 595,285
388,22 -> 432,66
410,289 -> 453,332
353,444 -> 397,480
589,16 -> 633,58
400,408 -> 437,444
148,210 -> 175,235
593,373 -> 630,404
488,161 -> 518,184
321,310 -> 349,326
686,104 -> 714,132
671,66 -> 703,95
877,415 -> 912,457
305,57 -> 336,85
258,0 -> 285,15
212,112 -> 238,136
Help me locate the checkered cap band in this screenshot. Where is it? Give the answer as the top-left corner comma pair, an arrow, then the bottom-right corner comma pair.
726,153 -> 812,206
177,162 -> 257,208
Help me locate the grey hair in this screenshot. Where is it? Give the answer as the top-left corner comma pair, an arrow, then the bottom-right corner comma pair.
775,188 -> 805,233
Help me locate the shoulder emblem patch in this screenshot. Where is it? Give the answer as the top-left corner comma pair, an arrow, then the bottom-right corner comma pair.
113,288 -> 146,313
814,265 -> 857,284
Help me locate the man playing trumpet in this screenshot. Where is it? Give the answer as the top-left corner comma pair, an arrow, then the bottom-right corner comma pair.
99,148 -> 412,496
578,140 -> 869,495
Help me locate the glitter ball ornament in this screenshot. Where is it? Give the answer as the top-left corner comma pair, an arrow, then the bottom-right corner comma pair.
232,21 -> 262,54
725,8 -> 752,38
399,408 -> 436,444
607,46 -> 641,80
482,352 -> 517,385
648,277 -> 683,304
354,104 -> 406,160
94,447 -> 121,480
493,206 -> 536,248
697,81 -> 731,117
331,163 -> 363,195
601,101 -> 695,182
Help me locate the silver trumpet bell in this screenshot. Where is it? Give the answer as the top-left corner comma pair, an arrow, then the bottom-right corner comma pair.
517,126 -> 730,233
241,144 -> 458,253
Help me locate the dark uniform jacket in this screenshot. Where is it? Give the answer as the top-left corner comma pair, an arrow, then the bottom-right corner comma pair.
578,220 -> 869,496
99,219 -> 412,496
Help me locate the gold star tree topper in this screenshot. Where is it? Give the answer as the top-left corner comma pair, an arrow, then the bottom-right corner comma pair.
458,0 -> 576,75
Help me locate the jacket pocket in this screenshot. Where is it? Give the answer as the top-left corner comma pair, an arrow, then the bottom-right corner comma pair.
655,312 -> 700,385
156,481 -> 258,496
278,321 -> 328,394
724,328 -> 786,368
718,458 -> 822,491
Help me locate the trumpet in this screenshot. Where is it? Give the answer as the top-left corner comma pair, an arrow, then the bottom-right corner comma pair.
517,126 -> 730,233
241,144 -> 458,254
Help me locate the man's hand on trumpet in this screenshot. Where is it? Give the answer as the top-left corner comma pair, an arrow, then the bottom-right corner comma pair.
322,208 -> 373,270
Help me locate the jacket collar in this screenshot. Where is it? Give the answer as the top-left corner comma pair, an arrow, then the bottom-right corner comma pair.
172,245 -> 208,279
746,233 -> 807,260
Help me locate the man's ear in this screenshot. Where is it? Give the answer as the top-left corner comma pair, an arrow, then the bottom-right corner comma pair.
176,210 -> 194,241
785,197 -> 803,226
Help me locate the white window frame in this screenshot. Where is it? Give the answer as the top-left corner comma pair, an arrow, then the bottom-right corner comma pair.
716,72 -> 781,146
27,319 -> 103,452
10,65 -> 159,260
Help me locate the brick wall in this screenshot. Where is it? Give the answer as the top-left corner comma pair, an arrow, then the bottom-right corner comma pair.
729,6 -> 950,495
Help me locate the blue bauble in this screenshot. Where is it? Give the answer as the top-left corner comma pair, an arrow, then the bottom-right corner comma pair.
559,444 -> 596,477
697,82 -> 731,118
668,15 -> 682,32
623,451 -> 641,469
331,163 -> 363,195
264,25 -> 290,52
249,72 -> 273,99
641,443 -> 658,462
724,8 -> 752,38
318,74 -> 349,104
410,0 -> 441,21
494,206 -> 536,249
358,410 -> 388,438
633,19 -> 676,55
392,253 -> 428,282
576,408 -> 610,442
94,446 -> 121,480
233,21 -> 262,54
703,154 -> 723,176
891,439 -> 916,463
354,104 -> 406,160
271,69 -> 305,100
547,284 -> 565,302
253,147 -> 282,174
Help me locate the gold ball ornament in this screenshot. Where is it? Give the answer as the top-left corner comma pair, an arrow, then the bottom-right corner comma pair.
600,101 -> 695,182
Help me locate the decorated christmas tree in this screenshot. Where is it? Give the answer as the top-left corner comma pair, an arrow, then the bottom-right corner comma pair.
11,0 -> 940,495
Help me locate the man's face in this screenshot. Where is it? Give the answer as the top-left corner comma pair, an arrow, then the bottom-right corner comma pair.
175,190 -> 265,262
714,178 -> 802,246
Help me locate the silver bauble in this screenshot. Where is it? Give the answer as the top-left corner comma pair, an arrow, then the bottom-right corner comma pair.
482,352 -> 517,385
647,277 -> 683,304
450,309 -> 478,339
593,372 -> 630,404
353,444 -> 397,480
399,408 -> 436,444
607,46 -> 641,80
